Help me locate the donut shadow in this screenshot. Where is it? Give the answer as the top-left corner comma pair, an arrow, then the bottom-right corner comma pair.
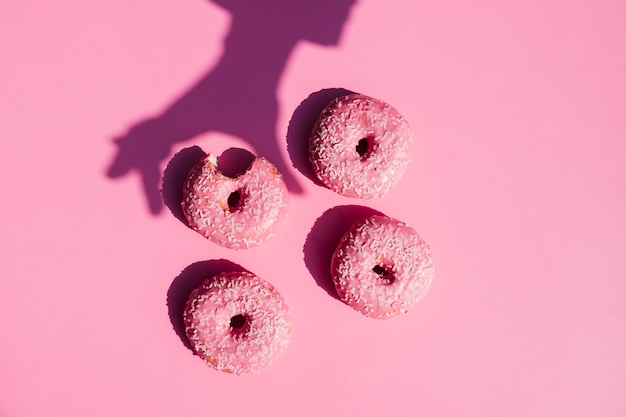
286,87 -> 354,186
303,205 -> 383,300
161,146 -> 206,226
166,259 -> 249,351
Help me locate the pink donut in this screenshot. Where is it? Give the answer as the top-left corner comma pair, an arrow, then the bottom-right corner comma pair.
309,94 -> 413,198
181,153 -> 288,249
331,214 -> 434,318
184,271 -> 291,374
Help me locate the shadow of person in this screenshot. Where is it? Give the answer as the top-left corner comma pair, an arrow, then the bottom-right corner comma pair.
107,0 -> 358,214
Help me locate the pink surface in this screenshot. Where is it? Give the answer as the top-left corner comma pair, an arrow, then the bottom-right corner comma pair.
1,0 -> 625,416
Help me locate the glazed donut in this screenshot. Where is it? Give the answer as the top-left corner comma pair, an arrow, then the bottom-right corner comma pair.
184,271 -> 291,374
181,153 -> 288,249
331,214 -> 434,318
309,94 -> 413,198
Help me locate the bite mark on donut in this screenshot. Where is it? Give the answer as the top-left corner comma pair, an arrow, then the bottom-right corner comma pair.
216,148 -> 255,179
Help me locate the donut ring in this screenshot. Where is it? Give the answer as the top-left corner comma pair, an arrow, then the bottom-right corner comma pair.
331,214 -> 434,318
184,271 -> 291,374
309,94 -> 413,198
181,153 -> 288,249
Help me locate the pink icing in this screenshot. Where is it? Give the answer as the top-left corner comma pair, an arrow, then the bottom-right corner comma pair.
331,215 -> 434,318
184,271 -> 291,374
181,154 -> 288,249
309,94 -> 413,198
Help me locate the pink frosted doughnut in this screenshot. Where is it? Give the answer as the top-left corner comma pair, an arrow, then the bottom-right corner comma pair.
181,153 -> 288,249
331,214 -> 434,318
309,94 -> 413,198
184,271 -> 291,374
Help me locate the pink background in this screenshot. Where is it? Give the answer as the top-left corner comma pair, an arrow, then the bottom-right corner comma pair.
1,0 -> 626,416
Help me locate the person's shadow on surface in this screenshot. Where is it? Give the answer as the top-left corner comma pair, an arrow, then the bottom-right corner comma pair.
107,0 -> 357,214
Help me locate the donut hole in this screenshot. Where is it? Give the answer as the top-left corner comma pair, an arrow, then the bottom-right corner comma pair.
229,314 -> 247,329
356,137 -> 374,159
227,190 -> 242,211
372,265 -> 395,285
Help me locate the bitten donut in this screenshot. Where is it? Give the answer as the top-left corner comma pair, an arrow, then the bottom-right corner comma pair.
309,94 -> 413,198
184,271 -> 291,374
181,153 -> 288,249
331,214 -> 434,318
